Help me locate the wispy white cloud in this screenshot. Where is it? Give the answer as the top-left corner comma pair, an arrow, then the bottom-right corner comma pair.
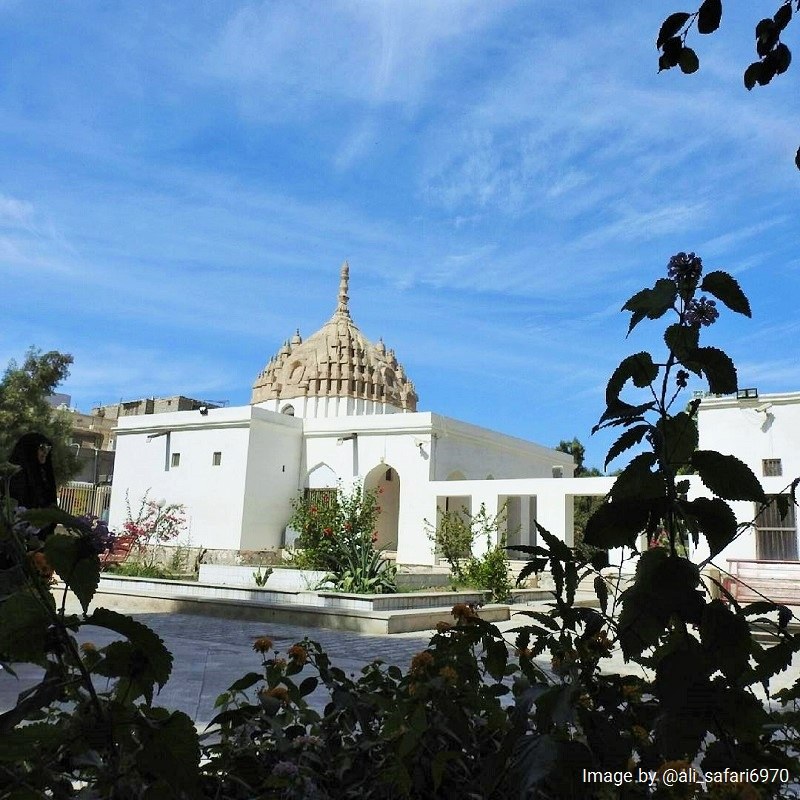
0,194 -> 34,226
206,0 -> 500,112
0,0 -> 797,472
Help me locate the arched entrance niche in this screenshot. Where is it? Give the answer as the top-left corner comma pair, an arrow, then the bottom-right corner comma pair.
305,462 -> 337,490
364,463 -> 400,551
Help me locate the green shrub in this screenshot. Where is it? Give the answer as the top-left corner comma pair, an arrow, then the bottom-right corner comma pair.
288,482 -> 397,594
462,542 -> 513,603
112,560 -> 173,579
427,503 -> 513,602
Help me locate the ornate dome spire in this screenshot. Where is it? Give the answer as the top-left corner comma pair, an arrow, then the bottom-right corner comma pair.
336,261 -> 350,317
251,262 -> 418,413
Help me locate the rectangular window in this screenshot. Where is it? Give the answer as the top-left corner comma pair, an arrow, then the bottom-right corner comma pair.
755,495 -> 797,560
763,458 -> 783,477
212,451 -> 222,466
171,452 -> 181,468
304,488 -> 335,508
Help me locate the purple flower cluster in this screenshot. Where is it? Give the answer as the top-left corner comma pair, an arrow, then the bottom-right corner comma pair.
685,297 -> 719,327
272,760 -> 300,778
78,514 -> 116,554
676,369 -> 690,388
12,506 -> 43,543
667,252 -> 703,284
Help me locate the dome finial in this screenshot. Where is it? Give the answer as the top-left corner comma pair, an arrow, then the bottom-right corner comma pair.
337,260 -> 350,316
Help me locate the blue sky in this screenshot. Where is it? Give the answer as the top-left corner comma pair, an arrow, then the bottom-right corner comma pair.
1,1 -> 797,472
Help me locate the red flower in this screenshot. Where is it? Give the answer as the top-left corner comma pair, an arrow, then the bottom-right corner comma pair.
310,505 -> 318,515
323,527 -> 333,538
344,522 -> 352,531
371,532 -> 378,543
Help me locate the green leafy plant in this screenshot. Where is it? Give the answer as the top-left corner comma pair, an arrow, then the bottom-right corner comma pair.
0,476 -> 201,797
425,507 -> 473,583
288,482 -> 397,594
427,503 -> 513,602
201,607 -> 525,799
112,560 -> 173,579
253,564 -> 273,587
507,251 -> 800,792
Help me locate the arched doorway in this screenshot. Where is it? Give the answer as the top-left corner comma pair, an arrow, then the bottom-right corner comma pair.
364,463 -> 400,551
306,462 -> 337,489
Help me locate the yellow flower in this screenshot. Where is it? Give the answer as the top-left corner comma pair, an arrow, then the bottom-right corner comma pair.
252,636 -> 273,654
631,724 -> 648,742
435,621 -> 452,633
260,685 -> 290,704
287,644 -> 308,665
451,603 -> 478,623
410,650 -> 435,675
439,666 -> 458,685
28,551 -> 54,581
710,784 -> 760,800
621,683 -> 642,701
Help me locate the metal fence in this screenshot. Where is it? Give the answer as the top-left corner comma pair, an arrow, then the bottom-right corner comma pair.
58,482 -> 112,520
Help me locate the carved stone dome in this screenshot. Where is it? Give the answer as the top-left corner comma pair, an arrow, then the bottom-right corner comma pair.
251,262 -> 418,413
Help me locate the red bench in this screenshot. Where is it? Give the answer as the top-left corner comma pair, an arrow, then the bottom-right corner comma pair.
100,534 -> 138,567
724,559 -> 800,606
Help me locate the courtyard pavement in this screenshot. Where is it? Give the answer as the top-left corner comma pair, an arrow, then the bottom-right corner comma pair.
3,602 -> 800,730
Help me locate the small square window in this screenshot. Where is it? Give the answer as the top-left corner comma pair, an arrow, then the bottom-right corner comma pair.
171,452 -> 181,467
212,451 -> 222,466
763,458 -> 782,477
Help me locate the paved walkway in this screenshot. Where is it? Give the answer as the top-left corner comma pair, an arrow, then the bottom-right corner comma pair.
1,610 -> 436,727
3,604 -> 799,729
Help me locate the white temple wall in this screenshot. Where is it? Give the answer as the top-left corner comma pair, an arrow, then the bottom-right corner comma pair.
239,410 -> 304,551
430,415 -> 574,481
698,393 -> 800,484
108,408 -> 255,550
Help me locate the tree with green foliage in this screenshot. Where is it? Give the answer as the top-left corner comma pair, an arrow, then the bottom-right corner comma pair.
0,347 -> 78,484
656,0 -> 800,169
556,437 -> 599,477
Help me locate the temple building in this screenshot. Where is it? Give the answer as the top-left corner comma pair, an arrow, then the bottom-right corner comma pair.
107,263 -> 575,564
